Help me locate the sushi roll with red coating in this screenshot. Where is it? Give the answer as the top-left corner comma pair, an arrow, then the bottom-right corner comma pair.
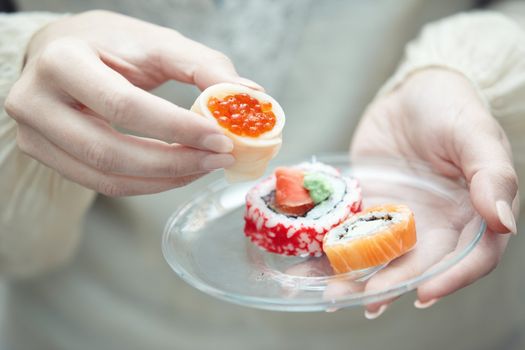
244,162 -> 362,257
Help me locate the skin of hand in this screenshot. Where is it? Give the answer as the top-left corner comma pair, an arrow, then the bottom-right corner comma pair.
4,10 -> 263,196
351,68 -> 519,318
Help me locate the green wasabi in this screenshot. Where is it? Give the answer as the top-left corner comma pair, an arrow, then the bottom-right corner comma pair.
303,172 -> 333,204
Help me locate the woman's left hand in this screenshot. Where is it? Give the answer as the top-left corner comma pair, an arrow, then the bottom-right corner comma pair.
351,68 -> 519,317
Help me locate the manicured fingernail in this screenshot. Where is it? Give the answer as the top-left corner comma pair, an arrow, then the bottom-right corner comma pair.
201,154 -> 235,171
234,77 -> 265,91
414,298 -> 439,309
201,134 -> 233,153
496,200 -> 517,235
364,304 -> 388,320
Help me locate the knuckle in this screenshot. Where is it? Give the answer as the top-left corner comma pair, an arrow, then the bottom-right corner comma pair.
15,128 -> 33,155
484,253 -> 500,275
36,37 -> 83,77
97,180 -> 126,197
85,141 -> 116,172
4,83 -> 26,121
174,174 -> 199,188
167,161 -> 184,178
477,241 -> 502,276
100,88 -> 134,125
490,256 -> 501,272
498,165 -> 519,192
37,41 -> 68,76
481,163 -> 519,196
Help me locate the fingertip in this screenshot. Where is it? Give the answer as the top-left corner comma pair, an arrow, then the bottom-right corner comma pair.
325,306 -> 339,313
469,168 -> 518,234
364,296 -> 396,316
201,134 -> 234,153
414,298 -> 440,309
364,303 -> 389,320
495,200 -> 517,235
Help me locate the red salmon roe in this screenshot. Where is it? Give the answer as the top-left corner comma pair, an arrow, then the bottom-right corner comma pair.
207,93 -> 276,137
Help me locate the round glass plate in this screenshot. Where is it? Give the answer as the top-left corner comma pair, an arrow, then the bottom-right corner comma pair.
162,154 -> 485,312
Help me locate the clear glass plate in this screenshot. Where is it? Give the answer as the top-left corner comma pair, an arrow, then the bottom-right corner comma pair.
162,154 -> 485,312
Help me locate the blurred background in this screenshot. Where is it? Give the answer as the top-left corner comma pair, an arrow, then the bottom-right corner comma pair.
1,1 -> 524,349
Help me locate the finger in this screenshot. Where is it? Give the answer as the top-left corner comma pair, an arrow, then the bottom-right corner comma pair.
323,280 -> 364,313
16,124 -> 206,196
453,115 -> 519,234
23,103 -> 234,177
37,38 -> 233,152
364,302 -> 392,320
417,227 -> 509,303
362,226 -> 460,314
156,34 -> 263,91
280,257 -> 334,299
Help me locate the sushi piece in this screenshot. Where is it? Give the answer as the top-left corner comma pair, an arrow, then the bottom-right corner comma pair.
244,162 -> 362,257
323,204 -> 416,273
191,83 -> 285,182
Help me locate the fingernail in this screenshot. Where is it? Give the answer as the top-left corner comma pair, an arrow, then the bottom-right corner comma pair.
201,154 -> 235,171
364,304 -> 388,320
201,134 -> 233,153
496,200 -> 517,235
414,298 -> 439,309
325,307 -> 339,313
234,77 -> 265,91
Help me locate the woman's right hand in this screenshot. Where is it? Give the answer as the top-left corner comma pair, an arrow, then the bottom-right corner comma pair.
4,10 -> 260,196
351,68 -> 518,317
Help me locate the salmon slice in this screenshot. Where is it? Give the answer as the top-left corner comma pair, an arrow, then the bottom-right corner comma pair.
274,167 -> 314,216
323,204 -> 416,273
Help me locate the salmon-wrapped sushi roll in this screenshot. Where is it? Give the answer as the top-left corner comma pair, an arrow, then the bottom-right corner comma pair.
191,83 -> 285,182
244,162 -> 362,257
323,204 -> 416,273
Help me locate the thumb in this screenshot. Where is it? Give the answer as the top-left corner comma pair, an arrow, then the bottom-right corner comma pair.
455,117 -> 519,234
157,34 -> 263,91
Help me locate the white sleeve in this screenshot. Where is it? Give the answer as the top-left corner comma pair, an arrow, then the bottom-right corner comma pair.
0,12 -> 96,278
379,5 -> 525,173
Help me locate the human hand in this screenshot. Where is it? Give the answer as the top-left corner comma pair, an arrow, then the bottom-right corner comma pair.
5,10 -> 261,196
351,68 -> 519,317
